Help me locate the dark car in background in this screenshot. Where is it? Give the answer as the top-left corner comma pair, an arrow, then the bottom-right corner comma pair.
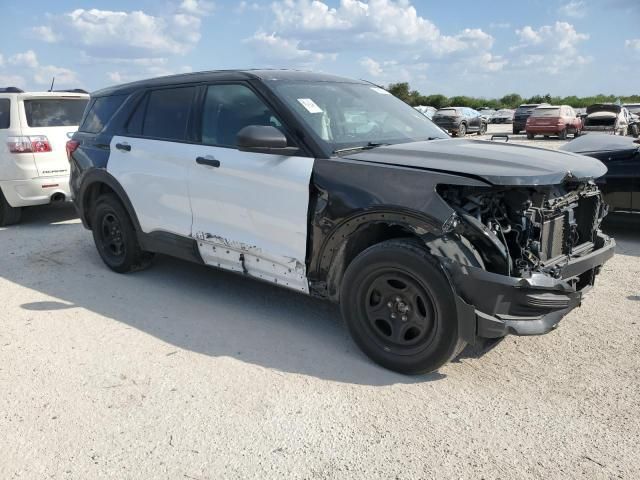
513,103 -> 549,134
432,107 -> 487,136
561,134 -> 639,216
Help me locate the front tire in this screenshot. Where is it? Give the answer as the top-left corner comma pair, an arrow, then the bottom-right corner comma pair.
477,123 -> 487,135
0,189 -> 22,227
91,194 -> 153,273
340,239 -> 465,374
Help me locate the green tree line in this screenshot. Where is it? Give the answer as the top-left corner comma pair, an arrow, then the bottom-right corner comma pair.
387,82 -> 640,109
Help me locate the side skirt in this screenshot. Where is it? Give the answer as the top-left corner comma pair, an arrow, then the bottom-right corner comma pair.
138,231 -> 204,264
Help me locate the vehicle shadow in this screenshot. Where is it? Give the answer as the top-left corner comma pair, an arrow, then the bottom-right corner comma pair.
1,205 -> 453,385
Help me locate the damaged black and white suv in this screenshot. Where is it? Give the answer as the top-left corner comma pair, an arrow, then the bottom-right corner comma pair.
68,71 -> 615,374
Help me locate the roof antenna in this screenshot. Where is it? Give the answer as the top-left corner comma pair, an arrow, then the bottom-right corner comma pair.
49,77 -> 55,92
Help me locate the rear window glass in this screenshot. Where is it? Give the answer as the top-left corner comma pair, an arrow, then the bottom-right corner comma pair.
531,108 -> 560,117
24,98 -> 89,127
142,87 -> 195,141
0,99 -> 9,129
436,109 -> 458,116
80,95 -> 126,133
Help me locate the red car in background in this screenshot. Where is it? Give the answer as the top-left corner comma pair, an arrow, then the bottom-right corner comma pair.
525,105 -> 583,140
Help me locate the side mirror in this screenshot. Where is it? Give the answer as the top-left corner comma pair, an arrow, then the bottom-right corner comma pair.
236,125 -> 299,155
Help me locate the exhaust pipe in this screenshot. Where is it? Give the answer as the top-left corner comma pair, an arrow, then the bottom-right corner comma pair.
51,193 -> 66,203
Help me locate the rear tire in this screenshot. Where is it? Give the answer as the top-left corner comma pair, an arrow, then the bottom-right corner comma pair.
340,238 -> 465,375
91,193 -> 154,273
457,123 -> 467,136
526,132 -> 535,140
512,128 -> 520,135
0,189 -> 22,227
558,128 -> 567,140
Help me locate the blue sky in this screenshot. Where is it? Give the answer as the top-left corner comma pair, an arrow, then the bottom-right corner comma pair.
1,0 -> 638,97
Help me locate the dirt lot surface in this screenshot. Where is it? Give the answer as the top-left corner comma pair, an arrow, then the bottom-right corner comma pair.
1,126 -> 639,479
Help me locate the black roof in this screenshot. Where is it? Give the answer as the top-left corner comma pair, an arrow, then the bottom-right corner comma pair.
92,69 -> 363,97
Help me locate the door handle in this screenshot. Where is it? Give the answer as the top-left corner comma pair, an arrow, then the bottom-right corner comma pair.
115,143 -> 131,152
196,156 -> 221,168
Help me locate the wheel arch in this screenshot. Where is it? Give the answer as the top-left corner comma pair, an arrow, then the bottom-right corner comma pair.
313,210 -> 451,302
78,169 -> 141,232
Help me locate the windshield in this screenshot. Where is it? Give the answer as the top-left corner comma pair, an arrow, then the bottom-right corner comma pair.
531,108 -> 560,117
268,81 -> 448,153
23,98 -> 89,127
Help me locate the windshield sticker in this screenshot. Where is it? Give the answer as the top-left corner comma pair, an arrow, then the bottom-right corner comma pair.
297,98 -> 323,114
370,87 -> 391,95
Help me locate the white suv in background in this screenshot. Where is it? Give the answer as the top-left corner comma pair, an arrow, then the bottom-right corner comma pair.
0,87 -> 89,225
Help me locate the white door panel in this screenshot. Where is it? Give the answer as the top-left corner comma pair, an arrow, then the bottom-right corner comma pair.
108,135 -> 193,236
189,146 -> 314,293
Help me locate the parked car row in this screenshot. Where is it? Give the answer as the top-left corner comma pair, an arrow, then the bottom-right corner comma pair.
0,72 -> 628,376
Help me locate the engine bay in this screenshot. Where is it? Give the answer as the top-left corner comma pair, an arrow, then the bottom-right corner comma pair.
438,182 -> 605,278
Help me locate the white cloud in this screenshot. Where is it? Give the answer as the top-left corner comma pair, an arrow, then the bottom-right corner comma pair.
9,50 -> 39,68
1,50 -> 80,88
34,65 -> 79,86
31,25 -> 60,43
515,22 -> 588,52
32,5 -> 210,60
626,38 -> 640,51
511,22 -> 589,73
360,57 -> 383,76
244,31 -> 332,64
268,0 -> 495,57
558,1 -> 587,18
234,2 -> 263,13
179,0 -> 214,16
0,74 -> 25,86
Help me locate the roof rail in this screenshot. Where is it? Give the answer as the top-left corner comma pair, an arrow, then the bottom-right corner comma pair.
53,89 -> 89,94
0,87 -> 25,93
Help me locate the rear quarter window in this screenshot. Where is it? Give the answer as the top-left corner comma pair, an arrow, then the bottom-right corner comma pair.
0,99 -> 9,129
80,95 -> 127,133
24,98 -> 89,127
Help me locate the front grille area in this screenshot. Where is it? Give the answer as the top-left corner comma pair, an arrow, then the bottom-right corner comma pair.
538,193 -> 600,261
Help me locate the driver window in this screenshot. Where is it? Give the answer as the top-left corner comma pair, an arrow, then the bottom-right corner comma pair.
201,84 -> 283,148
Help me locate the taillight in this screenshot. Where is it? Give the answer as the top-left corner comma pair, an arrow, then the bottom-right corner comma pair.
7,135 -> 52,153
66,140 -> 80,161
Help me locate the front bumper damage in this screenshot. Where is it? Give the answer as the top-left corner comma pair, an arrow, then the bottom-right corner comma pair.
442,232 -> 615,341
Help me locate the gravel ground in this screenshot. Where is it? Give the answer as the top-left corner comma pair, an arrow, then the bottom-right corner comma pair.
1,128 -> 639,479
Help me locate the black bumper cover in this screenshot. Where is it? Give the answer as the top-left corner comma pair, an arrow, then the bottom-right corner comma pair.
443,233 -> 615,341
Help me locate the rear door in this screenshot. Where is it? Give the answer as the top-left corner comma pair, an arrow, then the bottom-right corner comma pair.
19,95 -> 89,177
108,86 -> 195,236
187,82 -> 314,293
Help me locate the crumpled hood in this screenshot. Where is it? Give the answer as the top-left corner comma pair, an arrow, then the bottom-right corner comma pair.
344,139 -> 608,186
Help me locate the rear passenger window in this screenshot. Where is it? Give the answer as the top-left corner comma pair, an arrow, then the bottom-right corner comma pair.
200,84 -> 282,148
142,87 -> 194,141
81,95 -> 126,133
0,99 -> 9,129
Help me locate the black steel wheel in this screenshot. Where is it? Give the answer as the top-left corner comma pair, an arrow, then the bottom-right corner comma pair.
341,238 -> 465,374
91,193 -> 153,273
